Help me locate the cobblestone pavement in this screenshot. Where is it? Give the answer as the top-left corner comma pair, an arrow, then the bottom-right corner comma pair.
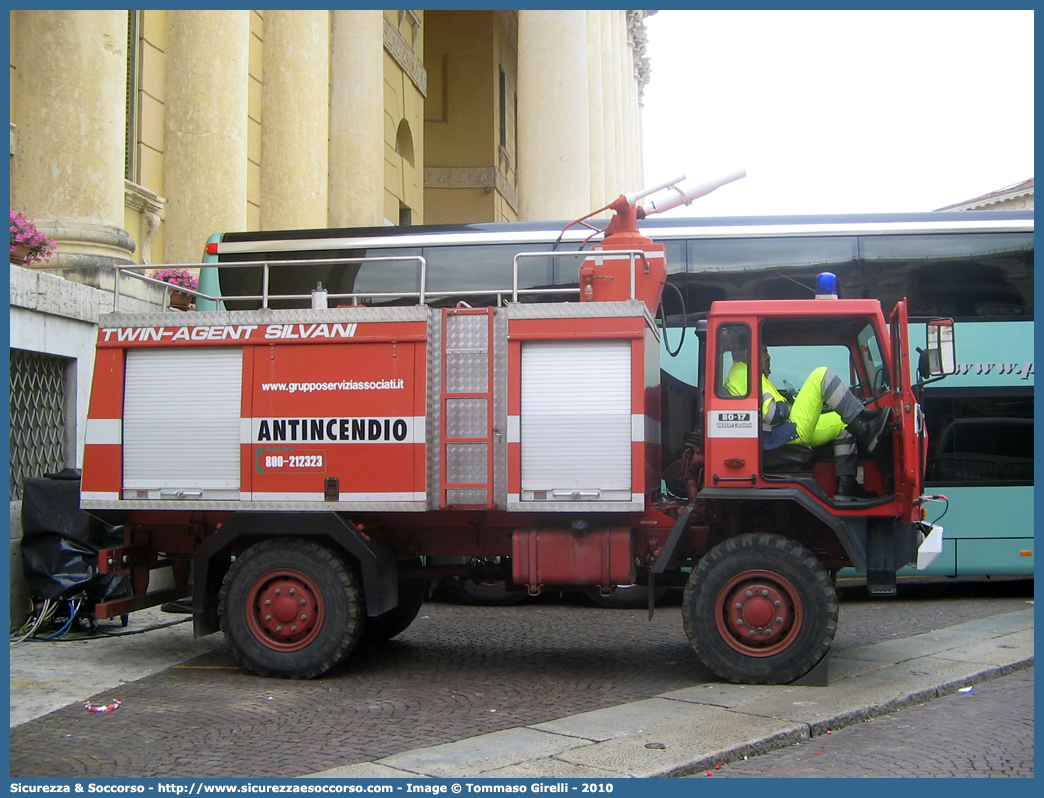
702,666 -> 1034,778
9,577 -> 1033,779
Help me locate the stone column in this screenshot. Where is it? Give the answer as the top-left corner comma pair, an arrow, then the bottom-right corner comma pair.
260,11 -> 330,231
586,10 -> 606,211
609,11 -> 626,199
599,12 -> 617,201
517,10 -> 591,222
625,10 -> 645,191
625,19 -> 639,193
164,10 -> 249,264
11,10 -> 135,270
329,10 -> 385,228
632,11 -> 650,188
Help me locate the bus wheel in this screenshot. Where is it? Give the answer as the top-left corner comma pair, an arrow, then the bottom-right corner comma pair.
362,563 -> 429,644
218,538 -> 363,678
683,533 -> 837,685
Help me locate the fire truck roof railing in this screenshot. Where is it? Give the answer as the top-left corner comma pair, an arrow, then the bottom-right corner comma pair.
45,249 -> 653,312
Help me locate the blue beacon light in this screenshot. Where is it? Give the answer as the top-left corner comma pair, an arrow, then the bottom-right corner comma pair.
816,272 -> 839,299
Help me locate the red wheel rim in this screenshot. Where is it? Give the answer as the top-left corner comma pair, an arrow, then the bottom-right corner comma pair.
714,569 -> 803,657
245,569 -> 325,652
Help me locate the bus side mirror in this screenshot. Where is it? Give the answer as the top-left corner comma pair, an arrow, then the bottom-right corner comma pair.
919,318 -> 956,379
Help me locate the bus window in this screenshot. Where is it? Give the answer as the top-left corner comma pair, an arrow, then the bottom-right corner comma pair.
423,243 -> 546,298
351,246 -> 422,300
859,233 -> 1034,319
923,391 -> 1034,485
662,239 -> 686,275
684,236 -> 859,313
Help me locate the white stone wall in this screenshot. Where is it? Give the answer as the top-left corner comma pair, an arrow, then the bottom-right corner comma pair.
8,264 -> 161,626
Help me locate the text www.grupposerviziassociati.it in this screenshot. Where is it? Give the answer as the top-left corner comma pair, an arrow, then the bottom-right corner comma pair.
261,380 -> 405,394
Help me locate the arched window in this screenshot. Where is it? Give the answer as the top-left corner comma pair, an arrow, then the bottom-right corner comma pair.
395,120 -> 415,167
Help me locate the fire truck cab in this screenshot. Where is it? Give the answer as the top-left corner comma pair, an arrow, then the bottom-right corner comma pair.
674,290 -> 953,682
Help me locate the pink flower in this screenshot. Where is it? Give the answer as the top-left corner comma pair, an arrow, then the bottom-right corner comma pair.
151,267 -> 200,291
10,210 -> 56,265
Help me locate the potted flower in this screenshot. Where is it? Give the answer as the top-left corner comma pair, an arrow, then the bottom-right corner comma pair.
151,267 -> 200,310
10,210 -> 57,266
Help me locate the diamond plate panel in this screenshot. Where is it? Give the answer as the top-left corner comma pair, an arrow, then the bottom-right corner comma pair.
492,309 -> 508,507
101,304 -> 430,329
81,499 -> 430,513
446,313 -> 488,350
446,313 -> 489,393
10,349 -> 67,500
446,397 -> 488,438
446,352 -> 488,393
446,488 -> 488,505
446,442 -> 488,483
505,300 -> 649,320
426,309 -> 443,508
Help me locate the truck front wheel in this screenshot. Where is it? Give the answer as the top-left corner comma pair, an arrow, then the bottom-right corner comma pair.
683,533 -> 837,685
218,538 -> 363,678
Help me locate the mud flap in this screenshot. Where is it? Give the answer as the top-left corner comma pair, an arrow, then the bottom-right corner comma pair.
866,518 -> 920,596
916,524 -> 944,570
648,503 -> 696,620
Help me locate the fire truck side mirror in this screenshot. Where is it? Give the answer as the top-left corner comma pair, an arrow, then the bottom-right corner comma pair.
919,318 -> 956,380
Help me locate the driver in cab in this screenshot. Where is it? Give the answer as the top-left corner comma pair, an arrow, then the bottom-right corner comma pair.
726,334 -> 890,502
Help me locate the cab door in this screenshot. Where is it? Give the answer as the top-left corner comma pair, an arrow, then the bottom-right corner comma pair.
889,299 -> 924,515
703,320 -> 761,489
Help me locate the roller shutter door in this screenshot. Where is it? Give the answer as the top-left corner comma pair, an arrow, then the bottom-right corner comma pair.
123,348 -> 242,496
520,340 -> 631,497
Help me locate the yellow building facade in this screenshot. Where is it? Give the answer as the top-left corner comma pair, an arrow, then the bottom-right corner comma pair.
9,9 -> 652,270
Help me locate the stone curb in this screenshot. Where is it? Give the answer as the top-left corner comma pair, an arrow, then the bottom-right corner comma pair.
307,608 -> 1033,779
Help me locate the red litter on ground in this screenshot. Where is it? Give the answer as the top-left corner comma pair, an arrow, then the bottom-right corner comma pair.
84,699 -> 121,713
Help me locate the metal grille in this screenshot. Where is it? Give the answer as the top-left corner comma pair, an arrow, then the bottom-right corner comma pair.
10,349 -> 67,500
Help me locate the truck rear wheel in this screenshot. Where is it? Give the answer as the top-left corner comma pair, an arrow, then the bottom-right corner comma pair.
362,565 -> 429,644
218,538 -> 363,678
683,533 -> 837,685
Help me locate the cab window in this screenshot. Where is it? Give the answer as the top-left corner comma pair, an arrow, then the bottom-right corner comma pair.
715,324 -> 751,399
856,323 -> 889,399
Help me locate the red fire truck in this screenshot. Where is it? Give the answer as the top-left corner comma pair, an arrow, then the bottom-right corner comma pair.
80,175 -> 952,684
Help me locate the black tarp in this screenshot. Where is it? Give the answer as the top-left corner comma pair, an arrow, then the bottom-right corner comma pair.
20,470 -> 126,603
